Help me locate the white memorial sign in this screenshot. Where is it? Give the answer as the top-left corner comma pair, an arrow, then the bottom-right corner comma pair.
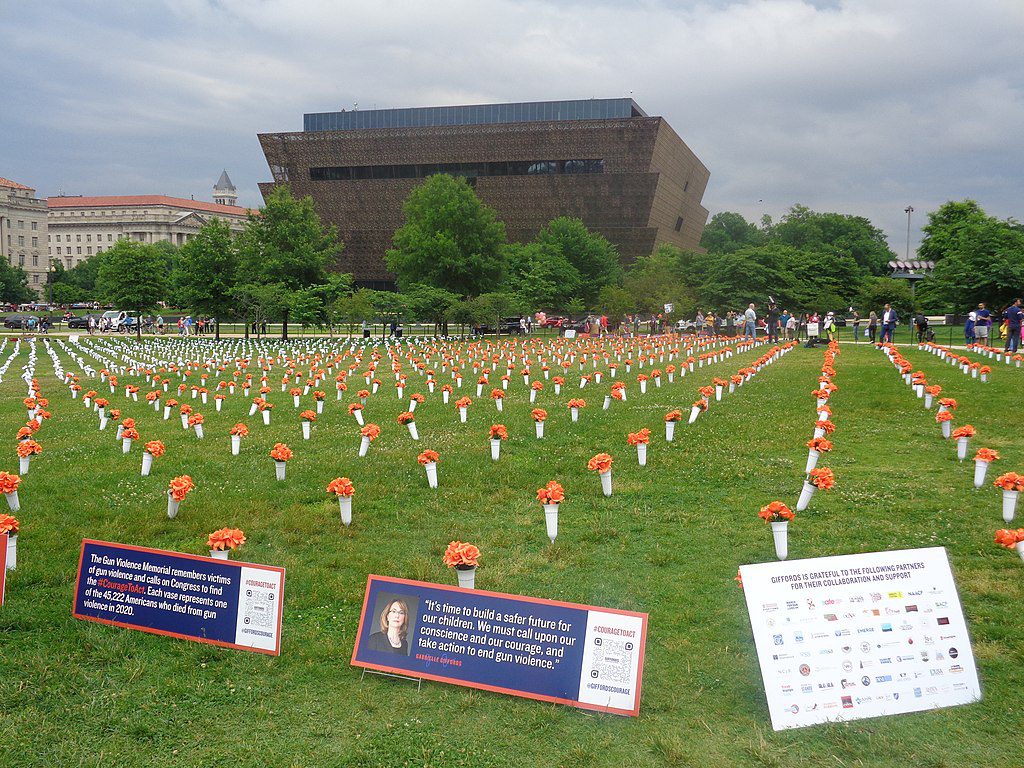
740,547 -> 980,730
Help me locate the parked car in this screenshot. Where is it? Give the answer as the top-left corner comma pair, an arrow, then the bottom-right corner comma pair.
67,314 -> 100,330
539,315 -> 565,328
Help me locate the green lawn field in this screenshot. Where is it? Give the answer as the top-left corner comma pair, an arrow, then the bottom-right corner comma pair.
0,335 -> 1021,768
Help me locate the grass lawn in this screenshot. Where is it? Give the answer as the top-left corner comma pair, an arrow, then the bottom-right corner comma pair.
0,335 -> 1021,767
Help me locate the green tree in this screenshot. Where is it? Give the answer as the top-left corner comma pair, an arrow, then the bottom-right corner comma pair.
535,217 -> 621,304
623,244 -> 695,315
0,260 -> 34,304
770,204 -> 894,276
236,185 -> 343,339
96,241 -> 168,338
386,174 -> 507,296
855,276 -> 914,319
595,285 -> 633,328
334,288 -> 376,337
697,244 -> 800,310
478,291 -> 523,336
175,218 -> 237,339
914,213 -> 1024,312
917,200 -> 989,265
501,241 -> 581,311
402,284 -> 460,335
700,212 -> 765,254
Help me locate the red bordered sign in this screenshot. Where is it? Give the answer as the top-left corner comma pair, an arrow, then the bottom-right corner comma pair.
352,575 -> 648,716
73,539 -> 285,655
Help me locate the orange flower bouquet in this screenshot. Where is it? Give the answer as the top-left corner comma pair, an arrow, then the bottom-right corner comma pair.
455,396 -> 472,423
488,424 -> 508,460
188,413 -> 206,439
973,448 -> 1000,489
17,439 -> 42,474
813,419 -> 836,439
141,440 -> 165,477
358,423 -> 381,457
664,410 -> 683,441
207,527 -> 246,560
994,528 -> 1024,561
798,467 -> 834,512
327,477 -> 356,526
995,472 -> 1024,523
443,541 -> 481,588
689,398 -> 707,424
418,449 -> 440,488
299,409 -> 317,440
951,425 -> 975,461
230,423 -> 248,455
588,453 -> 614,497
0,512 -> 19,567
167,475 -> 195,518
537,480 -> 565,542
805,437 -> 832,473
0,471 -> 21,513
490,388 -> 505,412
627,428 -> 652,466
397,411 -> 419,441
935,409 -> 954,438
270,443 -> 293,480
568,398 -> 586,422
759,501 -> 795,560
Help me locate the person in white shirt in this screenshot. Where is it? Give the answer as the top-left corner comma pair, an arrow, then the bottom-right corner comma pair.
743,304 -> 757,340
880,304 -> 898,343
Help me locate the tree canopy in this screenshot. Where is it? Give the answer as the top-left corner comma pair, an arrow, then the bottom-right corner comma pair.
386,174 -> 506,296
96,241 -> 168,337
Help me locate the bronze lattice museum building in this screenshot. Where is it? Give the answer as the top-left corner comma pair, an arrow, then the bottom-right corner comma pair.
259,98 -> 709,289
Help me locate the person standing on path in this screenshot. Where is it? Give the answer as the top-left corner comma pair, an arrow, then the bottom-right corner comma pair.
975,303 -> 991,346
1005,299 -> 1023,354
851,310 -> 861,341
880,304 -> 898,344
743,303 -> 757,340
766,303 -> 780,343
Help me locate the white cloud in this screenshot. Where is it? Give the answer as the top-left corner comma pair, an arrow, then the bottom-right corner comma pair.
2,0 -> 1021,252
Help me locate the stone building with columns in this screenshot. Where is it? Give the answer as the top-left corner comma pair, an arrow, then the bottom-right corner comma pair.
1,176 -> 50,296
46,189 -> 249,271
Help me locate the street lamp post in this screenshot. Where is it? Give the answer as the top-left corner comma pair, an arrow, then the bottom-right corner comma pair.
904,205 -> 914,261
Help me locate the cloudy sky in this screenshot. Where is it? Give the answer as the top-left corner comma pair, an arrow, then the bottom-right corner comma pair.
3,0 -> 1022,254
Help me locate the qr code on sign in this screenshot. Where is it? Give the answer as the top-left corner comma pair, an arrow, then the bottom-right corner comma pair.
242,589 -> 274,628
589,637 -> 633,684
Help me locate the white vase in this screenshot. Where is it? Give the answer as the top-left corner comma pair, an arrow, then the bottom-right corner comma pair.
262,409 -> 271,426
476,384 -> 483,396
973,460 -> 989,489
209,549 -> 230,560
600,470 -> 612,497
796,481 -> 815,512
688,405 -> 701,424
215,399 -> 222,412
490,439 -> 501,460
771,520 -> 789,560
403,421 -> 418,441
817,409 -> 828,421
640,380 -> 647,394
249,403 -> 259,416
805,449 -> 820,474
1002,489 -> 1018,523
316,400 -> 324,413
535,421 -> 544,439
275,460 -> 287,480
231,434 -> 241,455
141,452 -> 154,476
459,407 -> 467,423
495,399 -> 503,412
715,385 -> 723,401
956,437 -> 968,461
816,398 -> 827,409
729,382 -> 736,394
338,495 -> 353,526
425,461 -> 438,488
293,395 -> 300,408
1016,540 -> 1024,562
115,425 -> 124,440
666,421 -> 676,442
195,424 -> 204,440
302,421 -> 311,440
924,394 -> 933,409
442,390 -> 450,404
354,410 -> 364,426
530,390 -> 537,403
4,490 -> 19,512
813,427 -> 825,440
122,438 -> 133,454
167,494 -> 180,519
544,503 -> 559,543
941,421 -> 951,439
637,443 -> 647,466
571,407 -> 579,422
456,566 -> 476,589
603,396 -> 611,410
6,534 -> 16,570
358,436 -> 371,457
554,384 -> 561,395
